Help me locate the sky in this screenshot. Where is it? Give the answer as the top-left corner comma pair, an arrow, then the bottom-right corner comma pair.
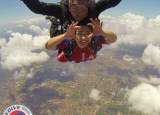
0,0 -> 160,26
0,0 -> 160,115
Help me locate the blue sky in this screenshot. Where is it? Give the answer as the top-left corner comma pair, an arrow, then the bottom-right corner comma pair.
0,0 -> 159,26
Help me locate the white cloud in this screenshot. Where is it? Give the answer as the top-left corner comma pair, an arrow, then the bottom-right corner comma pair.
123,54 -> 133,62
0,38 -> 7,46
127,83 -> 160,115
138,76 -> 160,85
0,28 -> 50,70
29,25 -> 49,36
142,44 -> 160,72
100,13 -> 160,46
7,30 -> 13,34
14,68 -> 34,79
1,51 -> 49,70
17,25 -> 24,28
14,17 -> 45,25
89,88 -> 100,101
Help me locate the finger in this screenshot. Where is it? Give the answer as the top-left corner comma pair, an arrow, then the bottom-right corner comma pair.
74,26 -> 81,30
100,22 -> 103,28
87,23 -> 95,29
73,21 -> 78,27
95,18 -> 101,27
68,23 -> 73,30
90,18 -> 96,25
88,33 -> 93,38
94,18 -> 99,24
66,25 -> 70,32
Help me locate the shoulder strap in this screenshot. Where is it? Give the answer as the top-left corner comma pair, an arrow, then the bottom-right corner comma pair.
89,38 -> 102,54
48,0 -> 69,37
58,39 -> 76,61
57,0 -> 72,35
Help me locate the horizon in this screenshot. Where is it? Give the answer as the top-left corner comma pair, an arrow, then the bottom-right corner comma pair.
0,0 -> 160,26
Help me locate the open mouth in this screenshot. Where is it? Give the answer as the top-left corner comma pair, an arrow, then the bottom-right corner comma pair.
80,40 -> 88,45
81,40 -> 87,43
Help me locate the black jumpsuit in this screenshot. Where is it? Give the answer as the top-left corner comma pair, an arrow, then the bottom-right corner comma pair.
22,0 -> 122,37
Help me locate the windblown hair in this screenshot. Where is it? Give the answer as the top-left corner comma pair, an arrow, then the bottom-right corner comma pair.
68,0 -> 95,7
60,0 -> 95,9
77,21 -> 93,32
69,0 -> 94,3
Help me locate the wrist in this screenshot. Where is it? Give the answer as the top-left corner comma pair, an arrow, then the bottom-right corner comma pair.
61,33 -> 68,39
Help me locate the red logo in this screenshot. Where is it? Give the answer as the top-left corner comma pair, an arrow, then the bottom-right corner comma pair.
3,105 -> 32,115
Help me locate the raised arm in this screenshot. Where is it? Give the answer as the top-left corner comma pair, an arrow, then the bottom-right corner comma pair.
45,22 -> 80,50
45,33 -> 67,50
95,0 -> 122,15
21,0 -> 62,18
101,30 -> 117,44
88,18 -> 117,44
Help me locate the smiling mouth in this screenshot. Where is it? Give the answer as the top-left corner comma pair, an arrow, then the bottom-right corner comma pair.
81,41 -> 87,43
80,40 -> 88,45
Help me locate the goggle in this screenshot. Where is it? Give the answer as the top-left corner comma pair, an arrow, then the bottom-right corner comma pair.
70,4 -> 88,12
76,31 -> 92,37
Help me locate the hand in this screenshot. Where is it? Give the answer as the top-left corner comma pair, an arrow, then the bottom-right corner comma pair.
64,22 -> 80,39
87,18 -> 103,36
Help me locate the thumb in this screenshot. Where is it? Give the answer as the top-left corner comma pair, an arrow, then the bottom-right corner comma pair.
74,26 -> 81,30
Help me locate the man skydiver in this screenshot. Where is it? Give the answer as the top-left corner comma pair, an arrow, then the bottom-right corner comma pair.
22,0 -> 122,37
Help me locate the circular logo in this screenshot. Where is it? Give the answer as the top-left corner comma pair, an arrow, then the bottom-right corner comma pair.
3,105 -> 32,115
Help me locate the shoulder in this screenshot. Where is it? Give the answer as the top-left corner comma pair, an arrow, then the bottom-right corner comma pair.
93,36 -> 107,44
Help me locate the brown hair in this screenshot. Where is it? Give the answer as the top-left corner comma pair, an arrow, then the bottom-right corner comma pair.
69,0 -> 95,6
76,22 -> 93,32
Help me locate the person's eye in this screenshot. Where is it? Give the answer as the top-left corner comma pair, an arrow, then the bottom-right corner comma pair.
79,33 -> 83,35
71,6 -> 77,9
86,32 -> 91,35
82,7 -> 88,11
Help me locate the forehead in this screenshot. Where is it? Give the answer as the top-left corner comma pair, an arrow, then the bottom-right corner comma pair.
72,0 -> 88,5
76,25 -> 91,31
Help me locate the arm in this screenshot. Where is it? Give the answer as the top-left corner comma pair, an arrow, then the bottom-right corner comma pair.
95,0 -> 122,14
45,33 -> 67,50
45,22 -> 80,50
21,0 -> 62,18
101,30 -> 117,44
88,18 -> 117,44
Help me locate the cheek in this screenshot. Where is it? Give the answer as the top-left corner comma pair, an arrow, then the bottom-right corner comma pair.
70,11 -> 76,16
75,36 -> 81,41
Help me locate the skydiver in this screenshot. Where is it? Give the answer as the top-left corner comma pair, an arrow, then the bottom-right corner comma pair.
21,0 -> 122,37
45,18 -> 117,63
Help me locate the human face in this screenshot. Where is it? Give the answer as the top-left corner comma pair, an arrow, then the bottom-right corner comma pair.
69,0 -> 88,21
75,25 -> 93,49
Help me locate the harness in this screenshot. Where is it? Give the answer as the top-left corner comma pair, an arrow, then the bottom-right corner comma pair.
54,0 -> 97,37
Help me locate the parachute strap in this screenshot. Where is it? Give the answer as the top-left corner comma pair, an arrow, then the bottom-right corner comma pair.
58,39 -> 76,61
89,38 -> 102,54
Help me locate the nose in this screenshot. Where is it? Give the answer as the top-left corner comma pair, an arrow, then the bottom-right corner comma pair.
75,10 -> 84,14
81,36 -> 87,39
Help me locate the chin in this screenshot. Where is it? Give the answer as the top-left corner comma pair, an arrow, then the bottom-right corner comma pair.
75,18 -> 83,21
79,45 -> 87,49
